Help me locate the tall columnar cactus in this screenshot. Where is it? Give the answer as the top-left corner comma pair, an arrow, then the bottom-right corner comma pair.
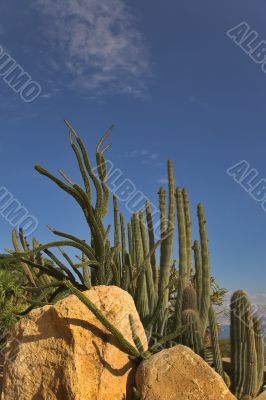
133,214 -> 150,323
156,160 -> 175,332
145,200 -> 158,293
139,211 -> 157,315
193,240 -> 202,310
174,187 -> 187,329
230,290 -> 260,399
253,316 -> 264,395
113,194 -> 121,286
182,188 -> 192,279
197,204 -> 211,335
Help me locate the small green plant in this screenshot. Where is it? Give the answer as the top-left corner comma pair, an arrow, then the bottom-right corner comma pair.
0,257 -> 27,350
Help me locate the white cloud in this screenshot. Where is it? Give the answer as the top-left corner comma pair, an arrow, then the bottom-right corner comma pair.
120,149 -> 159,163
158,177 -> 168,184
40,93 -> 53,99
32,0 -> 150,96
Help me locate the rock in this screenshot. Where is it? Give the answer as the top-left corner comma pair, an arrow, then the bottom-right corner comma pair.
136,344 -> 237,400
255,392 -> 266,400
1,285 -> 147,400
0,352 -> 4,395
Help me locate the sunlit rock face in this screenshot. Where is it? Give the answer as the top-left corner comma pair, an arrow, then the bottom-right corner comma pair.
1,286 -> 147,400
136,344 -> 237,400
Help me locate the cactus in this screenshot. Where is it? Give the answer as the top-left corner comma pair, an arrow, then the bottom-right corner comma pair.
230,290 -> 259,399
193,240 -> 202,313
156,160 -> 175,332
8,119 -> 266,400
11,120 -> 227,370
181,309 -> 203,355
173,187 -> 187,329
139,211 -> 157,315
145,200 -> 159,294
182,285 -> 198,312
197,204 -> 211,335
253,316 -> 264,395
182,188 -> 192,279
208,305 -> 226,381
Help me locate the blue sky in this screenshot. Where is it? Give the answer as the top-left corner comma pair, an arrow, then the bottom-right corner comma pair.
0,0 -> 266,298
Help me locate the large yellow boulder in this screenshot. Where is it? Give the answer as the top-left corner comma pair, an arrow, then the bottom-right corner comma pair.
1,285 -> 147,400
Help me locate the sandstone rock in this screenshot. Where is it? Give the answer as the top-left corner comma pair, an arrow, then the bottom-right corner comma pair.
1,285 -> 147,400
136,344 -> 237,400
255,392 -> 266,400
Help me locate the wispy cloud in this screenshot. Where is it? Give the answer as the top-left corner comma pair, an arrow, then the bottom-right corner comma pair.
120,149 -> 159,163
31,0 -> 150,96
158,177 -> 169,184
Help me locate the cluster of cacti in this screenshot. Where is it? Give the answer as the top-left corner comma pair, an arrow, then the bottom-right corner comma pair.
9,122 -> 264,396
230,290 -> 265,399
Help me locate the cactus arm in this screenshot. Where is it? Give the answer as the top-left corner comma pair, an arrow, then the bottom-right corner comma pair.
139,211 -> 156,314
156,160 -> 175,332
134,214 -> 149,322
81,253 -> 92,289
35,165 -> 85,207
145,200 -> 158,289
113,195 -> 121,285
13,240 -> 99,271
193,240 -> 202,310
182,188 -> 192,280
173,187 -> 187,328
68,130 -> 92,199
43,249 -> 77,283
12,229 -> 38,287
65,280 -> 142,359
197,203 -> 211,334
129,314 -> 145,354
58,248 -> 84,283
